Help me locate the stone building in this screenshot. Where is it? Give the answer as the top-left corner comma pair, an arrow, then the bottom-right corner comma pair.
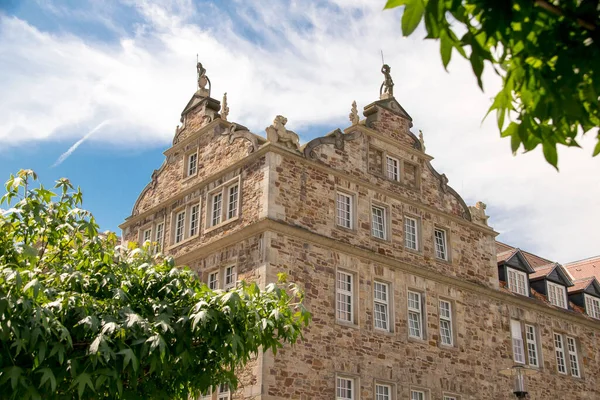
119,64 -> 600,400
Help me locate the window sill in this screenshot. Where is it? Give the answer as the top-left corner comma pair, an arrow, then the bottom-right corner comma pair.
334,225 -> 356,234
407,336 -> 427,344
438,342 -> 458,352
205,215 -> 240,234
434,257 -> 452,265
373,327 -> 395,336
167,233 -> 200,251
371,235 -> 391,244
403,247 -> 423,256
182,172 -> 198,182
335,320 -> 360,330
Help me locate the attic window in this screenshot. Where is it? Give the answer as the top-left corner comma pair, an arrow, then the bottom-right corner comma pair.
507,268 -> 528,296
585,294 -> 600,319
547,282 -> 567,309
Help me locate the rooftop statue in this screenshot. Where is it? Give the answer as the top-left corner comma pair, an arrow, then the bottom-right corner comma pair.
380,64 -> 394,99
197,61 -> 211,95
266,115 -> 301,151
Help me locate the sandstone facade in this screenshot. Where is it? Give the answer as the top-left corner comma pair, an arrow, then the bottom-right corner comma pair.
120,71 -> 600,400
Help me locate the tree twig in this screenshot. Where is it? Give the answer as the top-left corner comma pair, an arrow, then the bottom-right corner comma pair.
534,0 -> 597,31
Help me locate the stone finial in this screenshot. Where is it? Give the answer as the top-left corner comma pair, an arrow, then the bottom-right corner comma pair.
469,201 -> 489,226
221,92 -> 229,121
266,115 -> 301,151
196,61 -> 211,96
349,101 -> 359,125
419,129 -> 426,152
380,64 -> 394,99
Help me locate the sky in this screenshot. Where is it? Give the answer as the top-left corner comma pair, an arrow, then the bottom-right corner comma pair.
0,0 -> 598,264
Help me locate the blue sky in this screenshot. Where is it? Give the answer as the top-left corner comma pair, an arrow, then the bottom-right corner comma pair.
1,0 -> 598,263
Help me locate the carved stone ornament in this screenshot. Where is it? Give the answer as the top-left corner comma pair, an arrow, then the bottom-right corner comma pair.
304,129 -> 358,159
197,61 -> 211,96
222,123 -> 258,153
419,130 -> 426,152
265,115 -> 301,151
440,173 -> 448,193
151,169 -> 159,189
349,101 -> 359,125
221,92 -> 229,121
380,64 -> 394,99
469,201 -> 489,226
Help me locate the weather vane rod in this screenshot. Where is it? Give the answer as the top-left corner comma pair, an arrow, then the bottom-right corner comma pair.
381,50 -> 385,65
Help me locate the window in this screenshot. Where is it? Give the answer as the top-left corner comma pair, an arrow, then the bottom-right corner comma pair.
404,217 -> 418,250
386,156 -> 400,181
373,281 -> 389,331
439,300 -> 453,346
154,222 -> 164,252
434,228 -> 448,260
187,152 -> 198,177
211,192 -> 223,226
375,384 -> 390,400
547,282 -> 567,309
525,324 -> 539,367
199,389 -> 211,400
443,396 -> 457,400
336,377 -> 354,400
336,271 -> 354,323
554,333 -> 567,374
223,266 -> 236,290
174,211 -> 186,243
227,184 -> 239,219
585,294 -> 600,319
142,228 -> 152,244
408,291 -> 423,339
217,383 -> 230,400
336,193 -> 353,229
511,320 -> 525,364
208,271 -> 219,290
371,206 -> 386,239
506,268 -> 528,296
566,337 -> 580,378
189,204 -> 200,237
411,390 -> 425,400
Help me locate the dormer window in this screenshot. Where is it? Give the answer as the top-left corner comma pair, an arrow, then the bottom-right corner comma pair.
585,295 -> 600,319
547,281 -> 567,309
507,268 -> 528,296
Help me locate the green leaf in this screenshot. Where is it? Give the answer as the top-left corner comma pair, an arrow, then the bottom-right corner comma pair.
37,368 -> 57,392
1,366 -> 23,389
593,139 -> 600,157
384,0 -> 410,9
440,32 -> 452,70
401,0 -> 424,36
72,372 -> 94,399
542,141 -> 559,170
118,348 -> 139,372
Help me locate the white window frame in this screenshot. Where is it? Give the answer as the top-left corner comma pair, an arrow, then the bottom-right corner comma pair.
227,184 -> 239,220
217,383 -> 230,400
566,336 -> 580,378
585,294 -> 600,319
404,216 -> 419,251
407,290 -> 423,339
375,383 -> 391,400
336,271 -> 354,323
373,281 -> 390,331
443,395 -> 458,400
525,324 -> 539,368
189,204 -> 200,237
434,228 -> 448,261
223,266 -> 237,291
154,222 -> 164,253
208,271 -> 219,290
186,152 -> 198,177
336,192 -> 353,229
547,281 -> 567,309
439,300 -> 453,346
207,178 -> 241,229
511,320 -> 525,364
506,268 -> 528,296
371,205 -> 386,240
554,333 -> 567,375
336,376 -> 354,400
410,390 -> 425,400
174,210 -> 186,244
386,155 -> 400,182
199,388 -> 211,400
142,228 -> 152,244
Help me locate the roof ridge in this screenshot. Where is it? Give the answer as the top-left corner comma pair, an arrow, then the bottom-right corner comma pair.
564,254 -> 600,266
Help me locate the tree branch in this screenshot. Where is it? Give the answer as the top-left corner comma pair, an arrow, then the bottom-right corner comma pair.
534,0 -> 597,31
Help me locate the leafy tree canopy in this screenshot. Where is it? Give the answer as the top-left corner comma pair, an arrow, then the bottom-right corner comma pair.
0,170 -> 310,399
385,0 -> 600,168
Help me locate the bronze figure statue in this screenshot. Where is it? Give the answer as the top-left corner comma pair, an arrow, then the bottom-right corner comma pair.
380,64 -> 394,98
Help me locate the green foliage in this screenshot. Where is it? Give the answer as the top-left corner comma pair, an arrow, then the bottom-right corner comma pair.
0,170 -> 311,399
385,0 -> 600,168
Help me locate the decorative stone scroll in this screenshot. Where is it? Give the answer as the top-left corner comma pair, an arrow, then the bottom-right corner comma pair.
266,115 -> 301,151
303,128 -> 358,160
222,123 -> 259,153
469,201 -> 490,226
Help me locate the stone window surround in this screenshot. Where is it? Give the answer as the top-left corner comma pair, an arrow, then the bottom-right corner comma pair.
335,267 -> 359,328
442,393 -> 461,400
553,332 -> 568,376
547,281 -> 568,309
511,319 -> 542,368
137,217 -> 166,249
335,373 -> 360,400
167,200 -> 201,250
373,379 -> 396,400
182,146 -> 199,180
373,279 -> 395,333
553,332 -> 582,378
437,297 -> 455,348
369,144 -> 421,189
433,225 -> 451,263
205,176 -> 242,233
566,335 -> 581,378
370,200 -> 390,242
409,387 -> 430,400
407,288 -> 427,341
335,188 -> 358,232
403,214 -> 422,254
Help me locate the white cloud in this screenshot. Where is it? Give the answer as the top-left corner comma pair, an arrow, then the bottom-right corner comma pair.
0,0 -> 598,262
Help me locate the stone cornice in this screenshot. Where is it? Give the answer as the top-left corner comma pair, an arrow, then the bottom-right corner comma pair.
176,218 -> 600,331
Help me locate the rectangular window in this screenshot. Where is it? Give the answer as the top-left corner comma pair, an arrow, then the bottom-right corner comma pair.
375,384 -> 390,400
227,184 -> 239,219
199,389 -> 211,400
404,217 -> 418,250
411,390 -> 425,400
155,222 -> 164,251
336,193 -> 353,229
336,377 -> 354,400
223,266 -> 236,290
585,294 -> 600,319
189,204 -> 200,237
554,333 -> 567,374
336,271 -> 354,323
208,271 -> 219,290
373,281 -> 389,331
386,156 -> 400,181
525,324 -> 539,367
408,291 -> 423,339
211,192 -> 223,226
511,320 -> 525,364
443,396 -> 457,400
567,337 -> 580,378
507,268 -> 528,296
371,205 -> 386,239
434,228 -> 448,260
217,383 -> 230,400
187,152 -> 198,177
142,228 -> 152,244
547,282 -> 567,309
439,300 -> 453,346
175,211 -> 186,243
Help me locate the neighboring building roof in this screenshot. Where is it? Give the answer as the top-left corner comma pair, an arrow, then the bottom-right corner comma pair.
565,255 -> 600,281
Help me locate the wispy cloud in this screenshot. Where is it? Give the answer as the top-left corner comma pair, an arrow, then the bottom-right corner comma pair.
52,120 -> 112,167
